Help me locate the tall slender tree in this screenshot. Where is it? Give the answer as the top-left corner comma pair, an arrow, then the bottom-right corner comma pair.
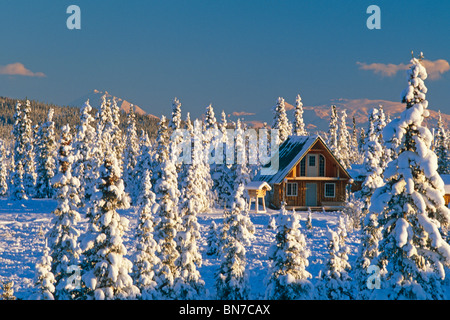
272,97 -> 292,145
293,94 -> 307,136
337,109 -> 351,169
215,184 -> 253,300
80,152 -> 139,300
123,105 -> 140,203
22,100 -> 37,197
35,109 -> 57,198
47,125 -> 82,300
175,137 -> 206,298
327,105 -> 339,155
132,169 -> 160,299
73,100 -> 97,203
152,119 -> 182,299
435,111 -> 449,175
10,101 -> 28,200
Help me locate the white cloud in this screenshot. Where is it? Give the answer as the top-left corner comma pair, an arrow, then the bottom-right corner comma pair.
357,59 -> 450,80
0,62 -> 46,77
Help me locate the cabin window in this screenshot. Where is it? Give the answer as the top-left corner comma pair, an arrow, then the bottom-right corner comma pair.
309,155 -> 316,167
319,155 -> 325,177
325,183 -> 335,198
300,158 -> 306,176
286,182 -> 298,197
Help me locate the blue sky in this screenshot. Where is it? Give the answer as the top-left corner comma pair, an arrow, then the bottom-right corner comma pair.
1,0 -> 450,124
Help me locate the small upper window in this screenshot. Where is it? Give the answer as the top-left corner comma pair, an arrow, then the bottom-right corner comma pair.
309,155 -> 316,167
319,155 -> 325,177
300,158 -> 306,176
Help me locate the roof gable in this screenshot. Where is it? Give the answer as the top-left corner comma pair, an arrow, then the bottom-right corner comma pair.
254,135 -> 350,184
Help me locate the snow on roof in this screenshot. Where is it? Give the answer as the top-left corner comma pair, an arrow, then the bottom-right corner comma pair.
347,163 -> 367,181
253,135 -> 319,184
441,174 -> 450,194
245,181 -> 272,191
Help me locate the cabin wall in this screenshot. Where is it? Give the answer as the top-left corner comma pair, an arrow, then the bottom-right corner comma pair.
291,148 -> 342,178
271,179 -> 348,209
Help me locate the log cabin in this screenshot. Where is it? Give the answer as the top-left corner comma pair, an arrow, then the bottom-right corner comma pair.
253,135 -> 351,210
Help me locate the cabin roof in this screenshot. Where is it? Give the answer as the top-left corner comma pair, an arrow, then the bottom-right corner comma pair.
441,174 -> 450,194
253,135 -> 350,184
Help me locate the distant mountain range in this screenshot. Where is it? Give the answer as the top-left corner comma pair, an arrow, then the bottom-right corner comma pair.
68,89 -> 159,119
283,98 -> 450,133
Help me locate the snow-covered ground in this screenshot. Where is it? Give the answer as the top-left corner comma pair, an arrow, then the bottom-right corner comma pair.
0,198 -> 361,299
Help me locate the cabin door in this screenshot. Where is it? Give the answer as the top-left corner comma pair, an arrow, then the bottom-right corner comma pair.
305,183 -> 317,206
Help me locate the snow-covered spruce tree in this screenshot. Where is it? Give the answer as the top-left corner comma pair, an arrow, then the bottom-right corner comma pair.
180,121 -> 209,215
232,119 -> 251,193
315,227 -> 353,300
47,125 -> 82,300
73,100 -> 97,204
342,191 -> 364,230
110,98 -> 125,172
134,130 -> 153,197
10,101 -> 29,200
176,112 -> 192,191
1,281 -> 16,300
152,128 -> 183,299
0,141 -> 8,196
265,204 -> 313,299
272,97 -> 292,144
354,207 -> 382,299
360,108 -> 385,217
193,119 -> 215,212
267,216 -> 277,231
22,100 -> 37,197
375,106 -> 392,170
215,184 -> 253,300
306,208 -> 313,230
350,117 -> 362,164
293,94 -> 307,136
202,105 -> 218,208
369,54 -> 450,300
123,105 -> 140,204
272,97 -> 292,145
337,216 -> 351,261
337,109 -> 351,169
95,95 -> 112,149
204,103 -> 218,131
169,97 -> 182,132
152,115 -> 170,187
175,135 -> 206,298
10,161 -> 27,200
327,105 -> 339,155
358,126 -> 367,155
30,245 -> 56,300
35,108 -> 57,199
83,96 -> 113,202
80,154 -> 139,300
169,98 -> 185,174
132,169 -> 160,300
206,221 -> 220,257
213,111 -> 234,208
435,111 -> 450,175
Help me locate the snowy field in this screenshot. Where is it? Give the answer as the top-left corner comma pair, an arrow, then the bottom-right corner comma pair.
0,198 -> 361,299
